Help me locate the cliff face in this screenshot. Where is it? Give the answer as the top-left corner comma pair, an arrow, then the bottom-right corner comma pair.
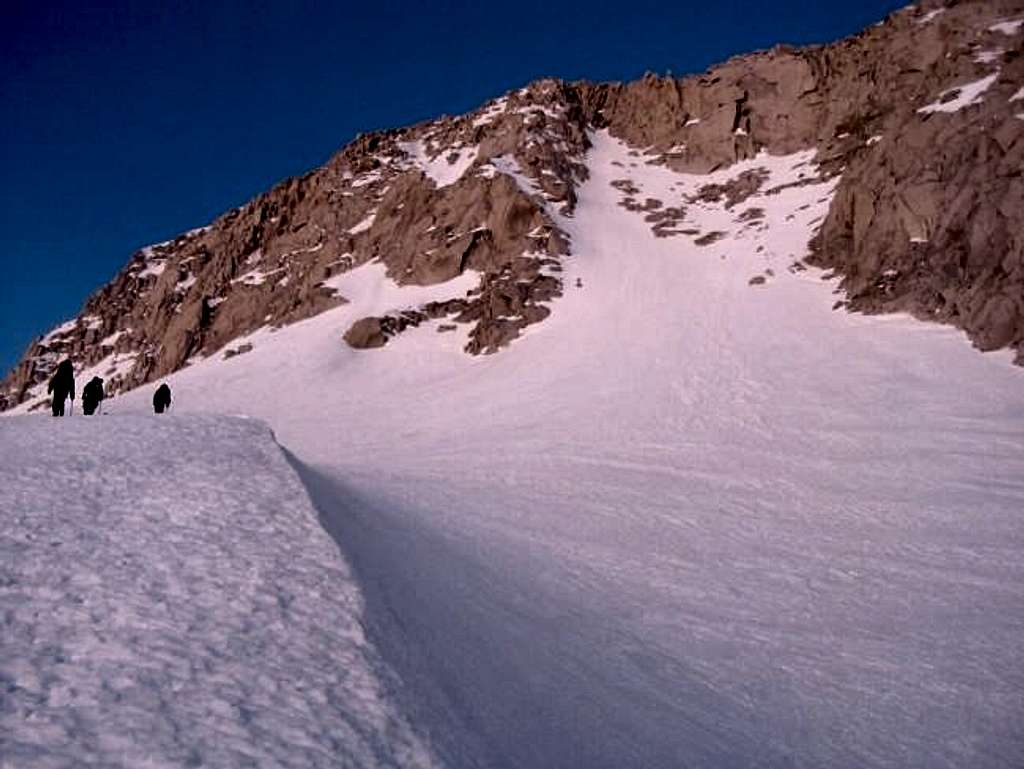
3,0 -> 1023,412
584,0 -> 1024,355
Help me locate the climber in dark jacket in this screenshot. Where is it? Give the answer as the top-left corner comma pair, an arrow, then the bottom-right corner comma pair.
47,360 -> 75,417
153,383 -> 172,414
82,376 -> 105,416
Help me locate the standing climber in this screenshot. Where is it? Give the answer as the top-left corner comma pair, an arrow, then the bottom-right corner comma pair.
82,376 -> 105,416
153,383 -> 172,414
47,360 -> 75,417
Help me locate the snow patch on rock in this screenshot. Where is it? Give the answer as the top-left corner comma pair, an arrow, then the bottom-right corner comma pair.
917,72 -> 999,114
399,140 -> 480,189
323,259 -> 479,317
989,18 -> 1024,35
42,319 -> 79,342
348,211 -> 377,234
99,330 -> 127,348
471,97 -> 508,128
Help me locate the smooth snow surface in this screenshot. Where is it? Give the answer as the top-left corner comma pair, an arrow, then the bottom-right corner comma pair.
0,416 -> 438,769
9,131 -> 1024,768
323,260 -> 480,324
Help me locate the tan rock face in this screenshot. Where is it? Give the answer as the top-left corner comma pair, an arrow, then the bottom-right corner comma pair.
1,83 -> 586,410
806,2 -> 1024,364
3,0 -> 1022,411
344,318 -> 389,349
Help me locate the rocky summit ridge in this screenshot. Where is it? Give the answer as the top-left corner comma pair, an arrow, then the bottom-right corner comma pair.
4,0 -> 1023,412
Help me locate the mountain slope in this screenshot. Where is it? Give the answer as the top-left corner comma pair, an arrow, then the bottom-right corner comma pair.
3,3 -> 1024,766
0,415 -> 437,769
83,129 -> 1024,768
4,0 -> 1024,412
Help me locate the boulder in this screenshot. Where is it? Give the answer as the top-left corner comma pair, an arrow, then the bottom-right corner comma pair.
344,318 -> 389,349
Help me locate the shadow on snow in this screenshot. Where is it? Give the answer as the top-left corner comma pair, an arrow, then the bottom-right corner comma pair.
285,451 -> 793,769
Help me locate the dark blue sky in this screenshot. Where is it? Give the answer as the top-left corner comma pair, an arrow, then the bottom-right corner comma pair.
0,0 -> 905,374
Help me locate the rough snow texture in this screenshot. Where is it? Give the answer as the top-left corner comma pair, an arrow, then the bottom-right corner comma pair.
0,415 -> 437,769
75,130 -> 1024,769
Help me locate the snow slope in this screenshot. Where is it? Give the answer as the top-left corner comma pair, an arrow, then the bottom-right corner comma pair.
0,415 -> 437,769
9,130 -> 1024,767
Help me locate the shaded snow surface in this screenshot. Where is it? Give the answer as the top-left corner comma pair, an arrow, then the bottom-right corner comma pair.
0,415 -> 437,769
7,131 -> 1024,768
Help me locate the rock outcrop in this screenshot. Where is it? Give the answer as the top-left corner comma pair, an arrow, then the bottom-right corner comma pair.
3,0 -> 1022,412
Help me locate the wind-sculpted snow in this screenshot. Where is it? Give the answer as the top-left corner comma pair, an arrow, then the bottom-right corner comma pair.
91,131 -> 1024,768
0,415 -> 438,769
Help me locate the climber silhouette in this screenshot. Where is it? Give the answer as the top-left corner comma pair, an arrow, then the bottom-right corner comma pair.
47,360 -> 75,417
82,376 -> 105,416
153,383 -> 172,414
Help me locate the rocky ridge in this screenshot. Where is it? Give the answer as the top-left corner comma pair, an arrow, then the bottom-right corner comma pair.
3,0 -> 1023,412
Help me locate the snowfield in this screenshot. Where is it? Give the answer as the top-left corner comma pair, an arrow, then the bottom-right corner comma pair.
4,131 -> 1024,768
0,416 -> 437,769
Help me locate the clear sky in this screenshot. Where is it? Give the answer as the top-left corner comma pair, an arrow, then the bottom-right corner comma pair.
0,0 -> 907,375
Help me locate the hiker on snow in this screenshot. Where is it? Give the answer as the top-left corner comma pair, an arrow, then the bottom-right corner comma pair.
47,360 -> 75,417
153,383 -> 172,414
82,376 -> 105,416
